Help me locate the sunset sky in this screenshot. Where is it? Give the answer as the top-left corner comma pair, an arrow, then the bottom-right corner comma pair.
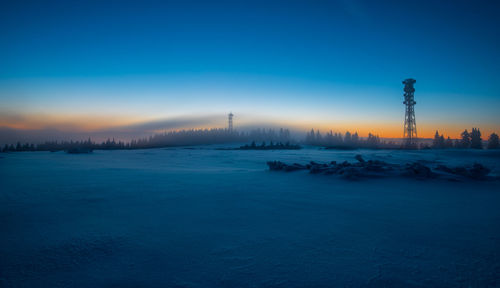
1,0 -> 499,143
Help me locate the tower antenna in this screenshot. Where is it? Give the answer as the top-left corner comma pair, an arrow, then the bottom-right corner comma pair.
228,112 -> 234,133
402,78 -> 417,147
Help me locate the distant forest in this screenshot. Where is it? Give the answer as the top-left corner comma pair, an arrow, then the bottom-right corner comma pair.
304,129 -> 396,149
1,127 -> 498,153
304,128 -> 499,150
1,128 -> 292,152
428,128 -> 499,150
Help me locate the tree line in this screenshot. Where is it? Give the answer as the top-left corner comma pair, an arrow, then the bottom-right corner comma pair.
2,126 -> 498,152
304,128 -> 499,149
304,129 -> 400,149
1,128 -> 293,152
430,128 -> 499,149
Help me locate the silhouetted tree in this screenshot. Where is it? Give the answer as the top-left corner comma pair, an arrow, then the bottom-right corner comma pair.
470,128 -> 482,149
315,130 -> 322,143
366,133 -> 380,148
352,132 -> 359,145
306,129 -> 315,144
433,130 -> 439,147
344,131 -> 352,144
445,137 -> 453,148
433,131 -> 445,149
460,130 -> 471,148
487,133 -> 499,149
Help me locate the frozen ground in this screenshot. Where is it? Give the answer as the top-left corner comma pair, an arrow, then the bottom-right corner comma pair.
1,147 -> 499,287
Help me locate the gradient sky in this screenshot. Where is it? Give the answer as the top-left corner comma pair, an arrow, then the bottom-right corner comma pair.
1,0 -> 499,142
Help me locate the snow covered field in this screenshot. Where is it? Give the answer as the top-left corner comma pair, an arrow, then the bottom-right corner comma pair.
1,147 -> 499,287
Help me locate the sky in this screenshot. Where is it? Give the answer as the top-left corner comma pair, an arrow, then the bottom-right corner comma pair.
0,0 -> 499,143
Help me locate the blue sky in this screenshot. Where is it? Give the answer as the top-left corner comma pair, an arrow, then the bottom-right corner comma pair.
0,0 -> 499,140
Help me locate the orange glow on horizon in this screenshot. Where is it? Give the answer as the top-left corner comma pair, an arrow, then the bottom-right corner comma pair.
0,113 -> 148,132
1,113 -> 498,140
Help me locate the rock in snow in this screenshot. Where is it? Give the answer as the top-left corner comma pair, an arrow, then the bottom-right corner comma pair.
268,155 -> 494,181
436,163 -> 491,180
403,162 -> 435,179
355,154 -> 365,163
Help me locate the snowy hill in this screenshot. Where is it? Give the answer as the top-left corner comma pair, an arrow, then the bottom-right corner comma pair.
1,147 -> 499,287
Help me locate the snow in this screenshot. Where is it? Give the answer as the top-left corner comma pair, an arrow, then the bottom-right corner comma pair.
1,147 -> 499,287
